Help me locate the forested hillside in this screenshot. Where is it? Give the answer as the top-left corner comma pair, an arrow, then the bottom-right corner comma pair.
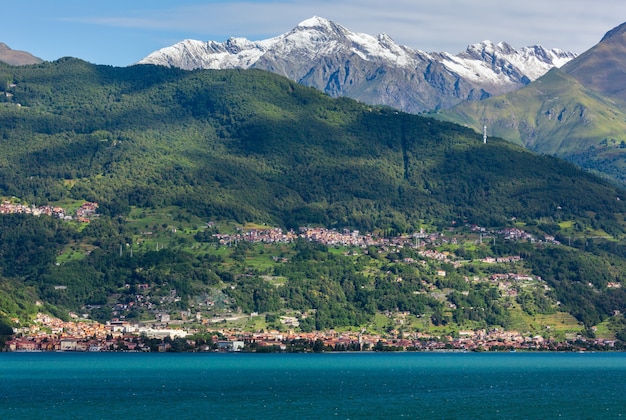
1,59 -> 626,340
0,59 -> 623,230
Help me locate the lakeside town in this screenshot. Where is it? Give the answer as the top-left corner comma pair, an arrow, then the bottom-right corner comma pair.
5,312 -> 621,353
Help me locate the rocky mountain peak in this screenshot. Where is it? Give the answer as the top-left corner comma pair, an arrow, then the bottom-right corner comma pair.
137,17 -> 576,113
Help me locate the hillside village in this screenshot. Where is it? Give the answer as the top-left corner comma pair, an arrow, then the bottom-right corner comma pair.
3,203 -> 618,353
0,201 -> 98,222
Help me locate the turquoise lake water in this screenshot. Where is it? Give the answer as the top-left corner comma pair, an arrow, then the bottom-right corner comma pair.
1,352 -> 624,419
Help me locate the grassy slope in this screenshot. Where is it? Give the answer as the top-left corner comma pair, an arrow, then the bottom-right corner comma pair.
436,68 -> 626,185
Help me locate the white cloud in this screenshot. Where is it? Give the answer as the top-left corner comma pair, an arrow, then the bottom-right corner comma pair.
65,0 -> 625,54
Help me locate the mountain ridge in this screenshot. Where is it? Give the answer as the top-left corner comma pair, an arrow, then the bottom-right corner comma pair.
437,21 -> 626,186
561,21 -> 626,105
138,16 -> 575,113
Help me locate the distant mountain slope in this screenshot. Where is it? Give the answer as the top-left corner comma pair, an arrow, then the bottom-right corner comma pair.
561,21 -> 626,105
0,43 -> 42,66
137,17 -> 575,113
438,21 -> 626,186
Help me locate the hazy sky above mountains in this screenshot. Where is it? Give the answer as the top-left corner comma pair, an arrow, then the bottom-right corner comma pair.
5,0 -> 624,66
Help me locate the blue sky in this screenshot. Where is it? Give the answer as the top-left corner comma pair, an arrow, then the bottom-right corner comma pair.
3,0 -> 625,66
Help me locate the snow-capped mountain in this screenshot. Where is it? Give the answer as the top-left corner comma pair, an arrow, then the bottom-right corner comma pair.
436,41 -> 574,89
137,16 -> 576,113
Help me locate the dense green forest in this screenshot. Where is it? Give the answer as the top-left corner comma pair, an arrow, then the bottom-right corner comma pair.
0,59 -> 624,229
0,59 -> 625,339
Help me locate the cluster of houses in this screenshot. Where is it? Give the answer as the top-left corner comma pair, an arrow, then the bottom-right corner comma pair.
211,223 -> 561,256
75,201 -> 98,222
213,228 -> 294,246
214,226 -> 383,247
6,313 -> 234,352
0,202 -> 66,218
298,227 -> 379,247
211,225 -> 484,251
0,200 -> 98,222
497,227 -> 536,241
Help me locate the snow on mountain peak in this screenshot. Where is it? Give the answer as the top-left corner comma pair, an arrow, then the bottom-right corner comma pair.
290,16 -> 349,39
443,40 -> 577,85
139,16 -> 574,76
136,16 -> 576,112
297,16 -> 333,29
